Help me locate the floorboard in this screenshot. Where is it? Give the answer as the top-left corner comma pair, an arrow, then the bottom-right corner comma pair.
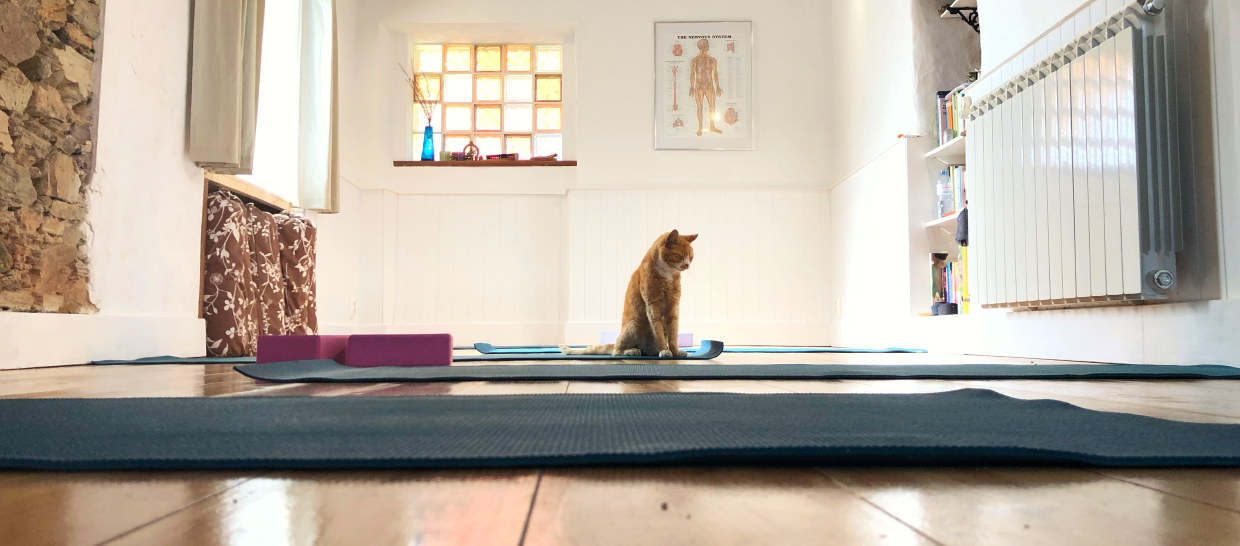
523,468 -> 939,546
2,352 -> 1239,545
823,468 -> 1240,546
102,471 -> 539,546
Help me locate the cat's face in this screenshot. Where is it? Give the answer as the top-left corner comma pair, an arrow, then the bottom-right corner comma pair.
660,230 -> 698,272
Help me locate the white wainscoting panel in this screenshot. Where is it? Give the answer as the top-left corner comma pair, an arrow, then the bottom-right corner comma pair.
367,194 -> 567,344
565,189 -> 833,345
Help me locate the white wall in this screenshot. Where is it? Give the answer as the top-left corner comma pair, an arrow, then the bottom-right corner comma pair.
345,0 -> 832,191
828,0 -> 1240,364
975,0 -> 1085,74
316,184 -> 567,345
566,189 -> 832,346
829,140 -> 920,345
830,141 -> 1240,364
322,0 -> 840,345
312,178 -> 363,329
828,0 -> 917,185
1,0 -> 206,369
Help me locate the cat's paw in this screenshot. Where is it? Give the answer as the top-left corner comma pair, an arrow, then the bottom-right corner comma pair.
621,348 -> 642,357
658,350 -> 674,358
674,350 -> 688,357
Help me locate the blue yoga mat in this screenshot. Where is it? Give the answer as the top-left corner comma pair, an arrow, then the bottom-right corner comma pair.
94,341 -> 723,366
472,343 -> 925,354
4,390 -> 1240,470
454,340 -> 725,361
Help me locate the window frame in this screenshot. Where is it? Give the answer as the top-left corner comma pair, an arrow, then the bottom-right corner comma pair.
414,43 -> 564,160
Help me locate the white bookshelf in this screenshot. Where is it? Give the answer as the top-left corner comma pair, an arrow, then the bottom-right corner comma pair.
924,135 -> 966,165
926,211 -> 960,228
924,134 -> 968,314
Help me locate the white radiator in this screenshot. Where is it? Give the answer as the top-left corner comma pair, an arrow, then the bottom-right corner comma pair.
968,0 -> 1189,308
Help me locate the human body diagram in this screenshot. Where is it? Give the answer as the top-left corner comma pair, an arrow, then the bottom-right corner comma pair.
688,39 -> 723,136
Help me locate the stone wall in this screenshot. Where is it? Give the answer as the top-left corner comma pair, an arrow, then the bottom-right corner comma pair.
0,0 -> 100,313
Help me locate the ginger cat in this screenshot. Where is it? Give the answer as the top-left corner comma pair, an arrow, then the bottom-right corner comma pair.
561,230 -> 697,358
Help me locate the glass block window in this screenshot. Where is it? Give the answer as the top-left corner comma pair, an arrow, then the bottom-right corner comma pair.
411,43 -> 563,160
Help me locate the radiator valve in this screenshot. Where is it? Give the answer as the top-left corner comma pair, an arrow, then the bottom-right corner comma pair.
1143,0 -> 1166,15
1151,269 -> 1175,291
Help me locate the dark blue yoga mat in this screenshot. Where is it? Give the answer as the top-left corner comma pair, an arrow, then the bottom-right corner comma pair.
3,390 -> 1240,470
234,360 -> 1240,383
472,343 -> 925,354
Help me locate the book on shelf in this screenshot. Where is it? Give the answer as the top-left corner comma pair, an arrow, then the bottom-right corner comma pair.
935,85 -> 971,147
937,164 -> 968,219
930,248 -> 969,314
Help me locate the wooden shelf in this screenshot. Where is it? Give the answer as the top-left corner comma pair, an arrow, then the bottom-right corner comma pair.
924,136 -> 966,165
394,160 -> 577,167
926,211 -> 961,228
205,173 -> 294,212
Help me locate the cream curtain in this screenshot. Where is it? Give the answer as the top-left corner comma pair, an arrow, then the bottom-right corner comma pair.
189,0 -> 264,174
190,0 -> 340,213
297,0 -> 341,213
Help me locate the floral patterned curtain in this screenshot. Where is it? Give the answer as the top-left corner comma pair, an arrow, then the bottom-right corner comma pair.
276,213 -> 318,334
248,204 -> 285,337
203,190 -> 318,356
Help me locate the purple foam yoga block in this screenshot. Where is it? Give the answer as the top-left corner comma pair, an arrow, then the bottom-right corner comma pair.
257,335 -> 350,364
345,334 -> 454,367
600,331 -> 693,347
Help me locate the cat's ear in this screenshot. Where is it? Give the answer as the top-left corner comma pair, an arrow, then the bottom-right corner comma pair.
683,234 -> 698,243
665,230 -> 680,247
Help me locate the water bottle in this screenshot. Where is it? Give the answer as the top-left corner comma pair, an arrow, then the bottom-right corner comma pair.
936,170 -> 953,217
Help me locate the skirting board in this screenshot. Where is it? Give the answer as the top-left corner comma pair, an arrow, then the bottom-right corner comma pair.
566,322 -> 832,347
320,322 -> 834,348
832,300 -> 1240,365
0,313 -> 206,370
319,323 -> 566,347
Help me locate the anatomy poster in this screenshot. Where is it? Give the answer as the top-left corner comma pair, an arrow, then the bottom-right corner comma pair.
655,21 -> 753,150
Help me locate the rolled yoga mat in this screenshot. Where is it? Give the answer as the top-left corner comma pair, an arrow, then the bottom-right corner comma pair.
235,360 -> 1240,383
93,356 -> 257,365
4,390 -> 1240,470
472,343 -> 926,355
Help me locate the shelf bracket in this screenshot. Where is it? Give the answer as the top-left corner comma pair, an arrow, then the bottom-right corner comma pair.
939,5 -> 980,34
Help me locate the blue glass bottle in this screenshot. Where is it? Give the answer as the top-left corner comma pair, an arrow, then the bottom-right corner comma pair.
420,125 -> 435,161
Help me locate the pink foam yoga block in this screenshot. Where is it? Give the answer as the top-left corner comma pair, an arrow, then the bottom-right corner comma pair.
257,335 -> 350,364
346,334 -> 454,367
600,331 -> 694,347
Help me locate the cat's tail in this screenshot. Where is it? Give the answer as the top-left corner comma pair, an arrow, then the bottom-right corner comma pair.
559,344 -> 614,355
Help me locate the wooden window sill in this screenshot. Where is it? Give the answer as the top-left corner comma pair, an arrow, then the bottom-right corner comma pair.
205,173 -> 295,212
392,160 -> 577,167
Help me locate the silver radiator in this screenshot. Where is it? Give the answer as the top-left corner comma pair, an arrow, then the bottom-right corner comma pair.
967,0 -> 1189,308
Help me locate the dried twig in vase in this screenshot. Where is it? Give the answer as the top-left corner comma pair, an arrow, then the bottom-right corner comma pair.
399,62 -> 436,124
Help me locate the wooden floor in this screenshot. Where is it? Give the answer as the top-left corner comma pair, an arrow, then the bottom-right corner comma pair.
3,351 -> 1240,545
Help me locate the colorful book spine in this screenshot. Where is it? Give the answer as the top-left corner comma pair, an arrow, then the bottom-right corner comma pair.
930,250 -> 970,314
936,87 -> 970,146
960,245 -> 969,314
936,91 -> 950,146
